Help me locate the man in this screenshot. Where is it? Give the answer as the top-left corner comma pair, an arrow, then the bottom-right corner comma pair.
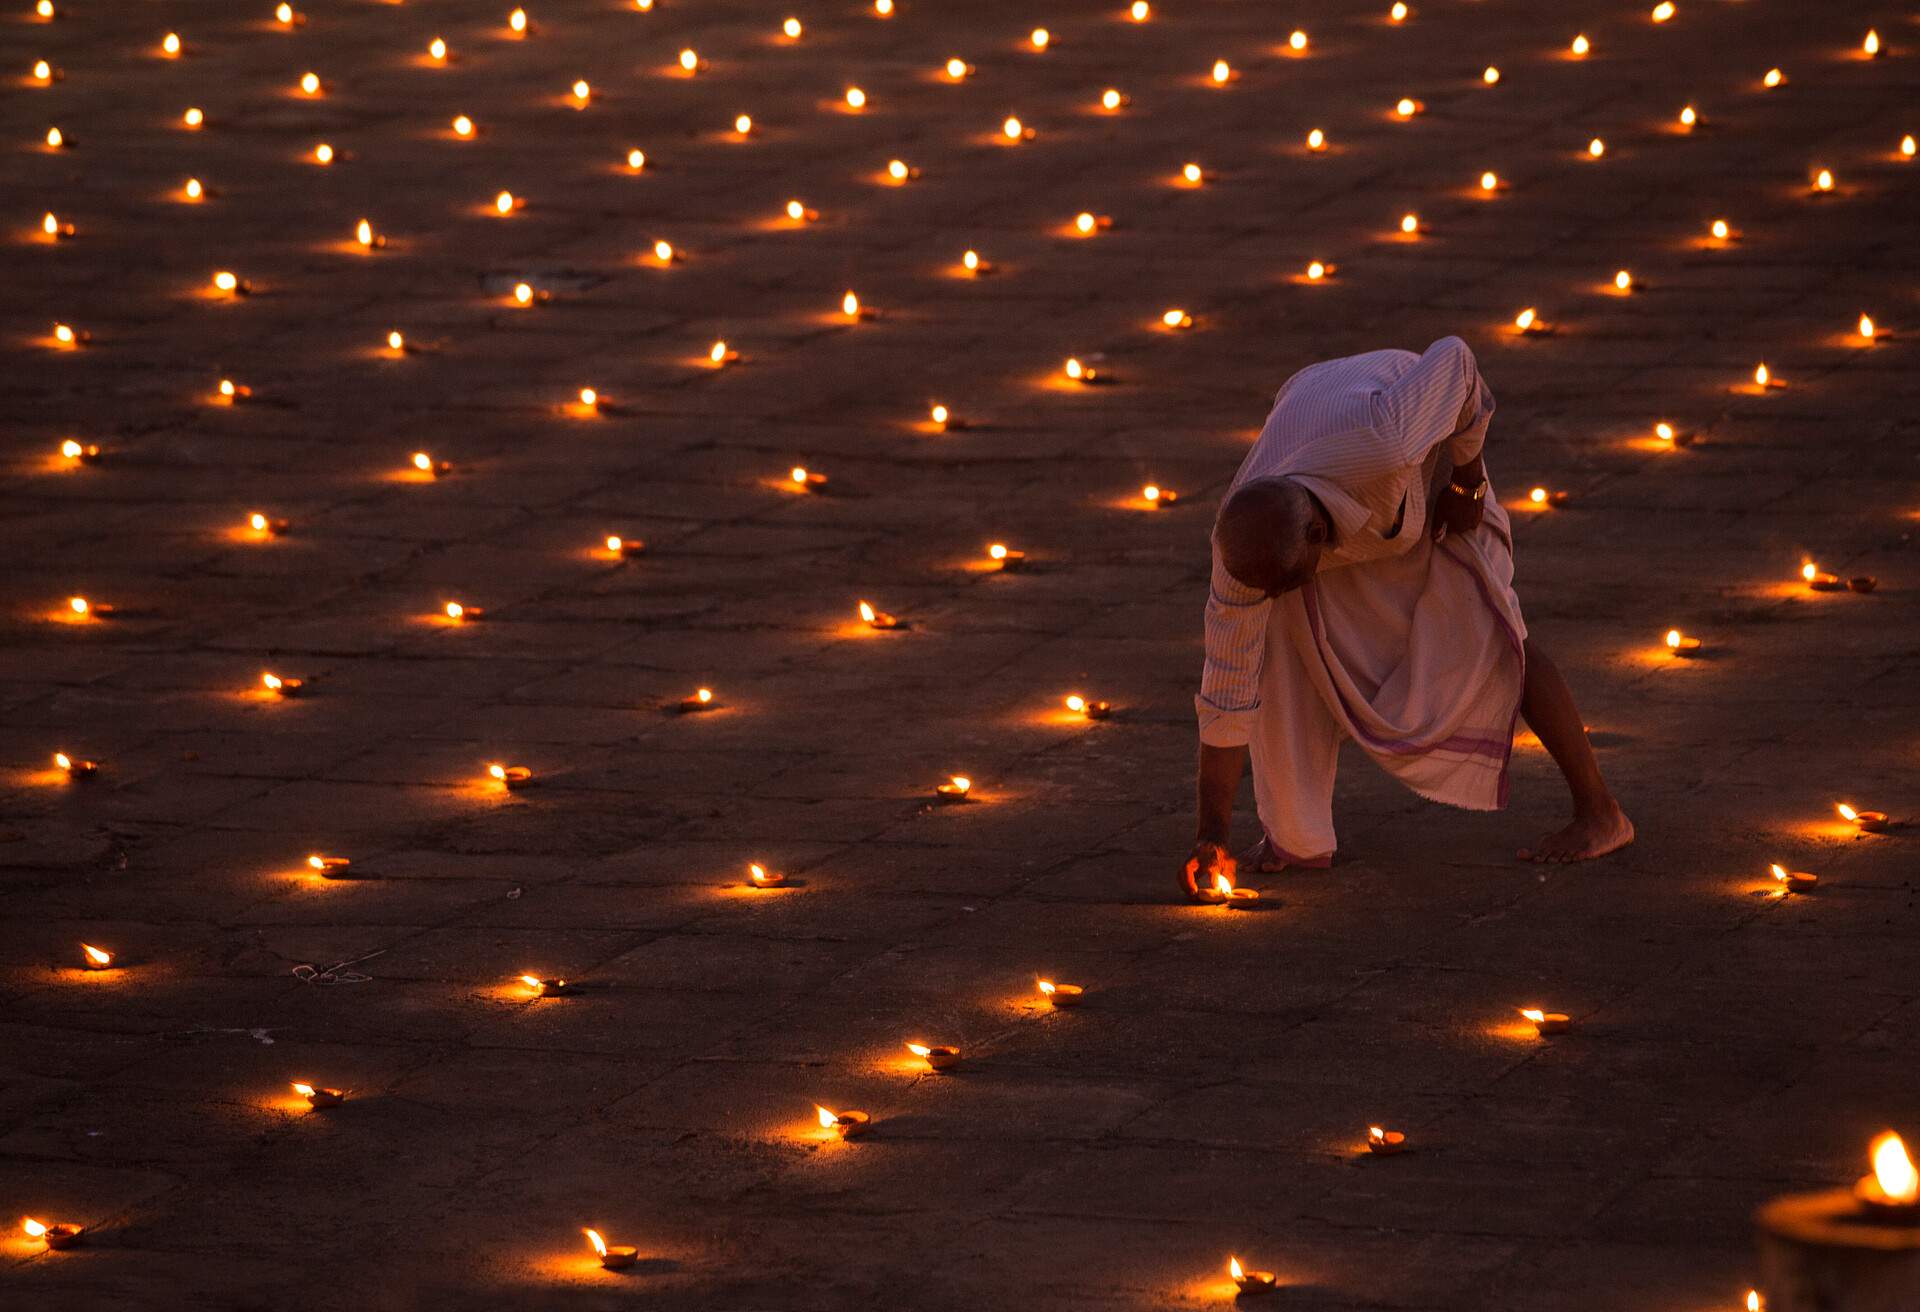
1184,336 -> 1632,898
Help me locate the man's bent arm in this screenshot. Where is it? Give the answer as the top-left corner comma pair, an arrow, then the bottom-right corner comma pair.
1196,741 -> 1247,843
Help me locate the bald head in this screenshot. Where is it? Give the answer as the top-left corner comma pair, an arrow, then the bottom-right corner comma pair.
1214,477 -> 1329,596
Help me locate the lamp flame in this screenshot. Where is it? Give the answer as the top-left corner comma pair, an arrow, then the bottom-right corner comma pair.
1037,980 -> 1057,996
816,1105 -> 837,1129
905,1042 -> 931,1057
1229,1257 -> 1245,1279
1871,1131 -> 1917,1203
291,1082 -> 315,1097
1519,1008 -> 1546,1023
585,1228 -> 608,1257
859,602 -> 877,624
81,943 -> 112,966
1747,1292 -> 1761,1312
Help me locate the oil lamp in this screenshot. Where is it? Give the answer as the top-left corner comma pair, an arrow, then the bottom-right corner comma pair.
494,190 -> 518,214
488,764 -> 532,789
298,72 -> 321,96
747,862 -> 783,887
520,974 -> 575,997
816,1105 -> 870,1139
80,943 -> 113,969
1100,89 -> 1127,111
1770,863 -> 1818,893
844,85 -> 865,109
355,219 -> 384,250
1306,128 -> 1327,151
162,31 -> 181,57
1862,29 -> 1882,58
1655,421 -> 1683,444
1757,1130 -> 1920,1300
1813,169 -> 1835,194
513,283 -> 536,306
1180,162 -> 1204,185
779,200 -> 807,223
1613,270 -> 1634,292
292,1081 -> 345,1108
571,79 -> 590,105
733,114 -> 752,136
1395,97 -> 1423,118
1527,488 -> 1569,508
1142,484 -> 1176,506
1064,356 -> 1096,382
247,512 -> 289,536
945,58 -> 971,80
45,126 -> 65,148
1587,137 -> 1606,158
445,115 -> 474,139
1229,1257 -> 1276,1293
428,37 -> 447,61
1764,67 -> 1784,88
1131,1 -> 1149,18
1162,308 -> 1193,329
314,142 -> 334,163
1857,1132 -> 1917,1210
1514,308 -> 1546,334
958,249 -> 989,276
509,7 -> 528,34
652,239 -> 675,264
1710,218 -> 1732,241
32,60 -> 57,84
709,341 -> 736,366
385,330 -> 406,354
41,212 -> 72,239
1858,315 -> 1877,341
626,148 -> 645,170
60,440 -> 100,463
1837,803 -> 1889,833
886,159 -> 918,183
1367,1126 -> 1409,1155
1288,29 -> 1308,51
55,752 -> 97,778
1210,59 -> 1233,84
1065,694 -> 1110,719
218,379 -> 249,401
1073,212 -> 1110,235
1037,979 -> 1083,1007
262,672 -> 303,697
23,1218 -> 82,1250
931,404 -> 958,429
784,18 -> 802,38
987,543 -> 1025,570
1652,1 -> 1674,20
307,854 -> 350,877
789,466 -> 827,493
1399,213 -> 1421,235
444,601 -> 481,622
1483,66 -> 1500,84
1664,628 -> 1702,657
1030,27 -> 1049,50
605,535 -> 644,558
934,775 -> 972,804
211,270 -> 248,296
1196,871 -> 1259,904
1802,563 -> 1843,592
841,291 -> 863,319
1570,34 -> 1590,56
680,48 -> 702,73
858,601 -> 904,630
412,452 -> 449,476
584,1229 -> 636,1270
1002,116 -> 1031,141
906,1042 -> 961,1071
1678,105 -> 1697,129
66,596 -> 98,616
1305,260 -> 1332,281
1754,363 -> 1777,388
1520,1007 -> 1571,1035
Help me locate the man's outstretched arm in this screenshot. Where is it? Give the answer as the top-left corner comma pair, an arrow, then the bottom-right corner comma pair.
1184,741 -> 1247,893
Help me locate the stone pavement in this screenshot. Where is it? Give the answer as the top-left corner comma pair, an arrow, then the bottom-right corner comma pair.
3,1 -> 1917,1308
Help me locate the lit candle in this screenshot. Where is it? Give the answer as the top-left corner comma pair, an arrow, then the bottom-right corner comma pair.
1229,1257 -> 1277,1294
32,60 -> 57,84
513,283 -> 537,306
66,595 -> 98,616
1306,128 -> 1327,152
54,752 -> 97,778
355,219 -> 384,250
1570,33 -> 1590,56
60,439 -> 101,463
1769,863 -> 1819,893
858,601 -> 904,630
1514,308 -> 1545,334
291,1081 -> 345,1108
1100,88 -> 1127,111
1162,308 -> 1194,329
1862,29 -> 1881,58
983,543 -> 1026,571
652,239 -> 675,264
1902,135 -> 1916,159
1857,1132 -> 1917,1210
298,72 -> 321,96
35,0 -> 53,16
571,78 -> 590,106
1857,314 -> 1877,342
1526,487 -> 1569,508
815,1105 -> 870,1139
428,37 -> 447,62
1710,218 -> 1732,241
247,511 -> 289,536
1479,171 -> 1501,192
584,1229 -> 637,1270
841,290 -> 862,319
314,142 -> 334,163
681,48 -> 701,73
1764,67 -> 1784,88
1812,168 -> 1834,194
789,466 -> 828,493
945,58 -> 971,80
844,85 -> 865,109
412,452 -> 449,476
80,943 -> 113,969
1613,269 -> 1634,293
1036,979 -> 1083,1007
747,862 -> 783,887
733,113 -> 752,136
1288,29 -> 1308,52
1304,260 -> 1332,281
1483,65 -> 1500,85
22,1218 -> 83,1250
1655,421 -> 1684,445
262,672 -> 304,697
386,330 -> 406,353
1391,3 -> 1409,21
783,18 -> 802,39
1664,628 -> 1702,657
709,340 -> 736,366
886,158 -> 917,183
1836,802 -> 1889,833
1030,27 -> 1049,50
1802,563 -> 1843,592
874,0 -> 893,14
1073,212 -> 1110,235
1395,97 -> 1423,118
218,379 -> 250,401
1001,116 -> 1031,141
277,5 -> 301,27
1142,484 -> 1176,506
1210,59 -> 1233,84
1754,363 -> 1776,388
931,404 -> 958,429
606,535 -> 645,558
959,249 -> 989,276
1651,1 -> 1674,21
1678,104 -> 1697,129
905,1041 -> 961,1071
1131,1 -> 1150,19
1519,1007 -> 1571,1035
519,974 -> 574,996
1064,356 -> 1096,383
488,764 -> 533,789
626,147 -> 645,170
509,7 -> 528,34
444,601 -> 481,622
934,775 -> 972,804
162,31 -> 181,57
1180,162 -> 1204,185
306,854 -> 351,877
1367,1126 -> 1408,1155
1399,213 -> 1421,235
494,190 -> 517,214
46,126 -> 65,148
211,270 -> 247,296
1065,694 -> 1111,719
1587,137 -> 1606,158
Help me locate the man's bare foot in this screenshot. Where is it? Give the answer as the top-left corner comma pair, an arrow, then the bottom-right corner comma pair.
1240,837 -> 1288,873
1518,804 -> 1635,863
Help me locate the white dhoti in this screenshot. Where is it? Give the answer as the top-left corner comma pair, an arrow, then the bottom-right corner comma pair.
1197,337 -> 1528,865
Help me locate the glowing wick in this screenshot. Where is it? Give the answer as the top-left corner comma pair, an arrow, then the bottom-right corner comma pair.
428,37 -> 446,61
734,114 -> 752,136
1211,59 -> 1232,84
1813,168 -> 1834,193
845,86 -> 865,109
495,191 -> 517,214
841,291 -> 861,319
1400,213 -> 1420,235
298,72 -> 320,96
1031,27 -> 1049,50
1307,128 -> 1326,152
80,943 -> 113,968
1863,1131 -> 1917,1205
1587,137 -> 1606,158
1483,66 -> 1500,85
314,142 -> 334,163
1570,34 -> 1590,56
626,147 -> 645,170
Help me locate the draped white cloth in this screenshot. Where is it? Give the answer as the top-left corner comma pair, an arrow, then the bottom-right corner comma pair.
1195,337 -> 1527,864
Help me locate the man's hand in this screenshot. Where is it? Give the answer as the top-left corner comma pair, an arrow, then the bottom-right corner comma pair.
1432,456 -> 1486,542
1181,840 -> 1236,900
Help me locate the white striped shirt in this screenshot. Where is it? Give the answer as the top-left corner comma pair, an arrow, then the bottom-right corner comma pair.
1197,337 -> 1494,747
